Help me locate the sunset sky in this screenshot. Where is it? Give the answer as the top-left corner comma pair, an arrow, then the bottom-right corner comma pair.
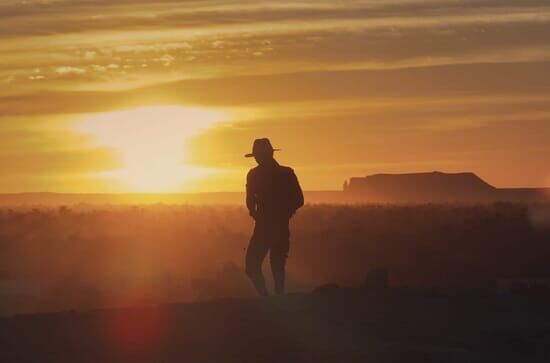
1,0 -> 549,193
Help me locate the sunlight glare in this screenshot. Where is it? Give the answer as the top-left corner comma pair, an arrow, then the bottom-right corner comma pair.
77,105 -> 230,192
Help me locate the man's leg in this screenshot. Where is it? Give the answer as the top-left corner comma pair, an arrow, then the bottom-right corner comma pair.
270,222 -> 290,295
245,230 -> 270,296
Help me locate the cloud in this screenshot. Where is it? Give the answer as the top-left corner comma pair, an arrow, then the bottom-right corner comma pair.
2,0 -> 549,37
0,122 -> 121,192
0,0 -> 547,96
153,54 -> 175,66
0,0 -> 549,190
28,75 -> 45,80
91,64 -> 106,72
1,61 -> 550,117
84,50 -> 97,59
55,66 -> 86,75
0,147 -> 120,175
185,111 -> 550,187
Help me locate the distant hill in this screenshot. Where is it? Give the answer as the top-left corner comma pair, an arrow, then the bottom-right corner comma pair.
0,172 -> 548,206
344,171 -> 549,203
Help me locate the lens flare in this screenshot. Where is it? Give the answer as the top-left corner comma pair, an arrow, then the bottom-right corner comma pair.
101,306 -> 166,357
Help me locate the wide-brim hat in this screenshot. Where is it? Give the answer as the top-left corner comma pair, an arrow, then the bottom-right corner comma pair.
245,138 -> 281,157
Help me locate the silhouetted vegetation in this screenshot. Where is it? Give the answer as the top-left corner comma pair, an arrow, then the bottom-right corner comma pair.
1,203 -> 549,315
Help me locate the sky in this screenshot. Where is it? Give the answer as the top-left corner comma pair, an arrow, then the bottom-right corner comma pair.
0,0 -> 549,193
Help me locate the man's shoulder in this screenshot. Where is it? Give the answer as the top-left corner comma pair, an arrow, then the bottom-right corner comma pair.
248,164 -> 295,178
247,166 -> 260,178
277,165 -> 295,174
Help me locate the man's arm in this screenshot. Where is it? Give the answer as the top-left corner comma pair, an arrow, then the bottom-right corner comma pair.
288,169 -> 304,216
246,170 -> 257,219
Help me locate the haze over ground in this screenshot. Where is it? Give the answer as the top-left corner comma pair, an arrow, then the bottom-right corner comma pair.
1,0 -> 549,194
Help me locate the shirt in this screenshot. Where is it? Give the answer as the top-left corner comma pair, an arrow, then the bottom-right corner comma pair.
246,159 -> 304,220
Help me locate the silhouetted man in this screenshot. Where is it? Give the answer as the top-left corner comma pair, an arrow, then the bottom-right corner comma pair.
244,138 -> 304,296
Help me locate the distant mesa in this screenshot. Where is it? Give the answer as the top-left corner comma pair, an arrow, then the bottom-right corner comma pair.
343,171 -> 548,203
0,171 -> 548,206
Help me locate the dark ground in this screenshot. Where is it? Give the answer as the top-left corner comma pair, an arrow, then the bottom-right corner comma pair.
2,287 -> 550,363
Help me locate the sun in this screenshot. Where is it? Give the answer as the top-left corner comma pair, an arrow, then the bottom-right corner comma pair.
76,105 -> 230,192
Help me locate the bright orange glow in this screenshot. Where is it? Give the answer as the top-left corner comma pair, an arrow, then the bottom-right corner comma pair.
77,106 -> 230,192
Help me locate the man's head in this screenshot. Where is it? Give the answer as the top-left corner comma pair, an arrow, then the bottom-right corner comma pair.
245,138 -> 280,165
